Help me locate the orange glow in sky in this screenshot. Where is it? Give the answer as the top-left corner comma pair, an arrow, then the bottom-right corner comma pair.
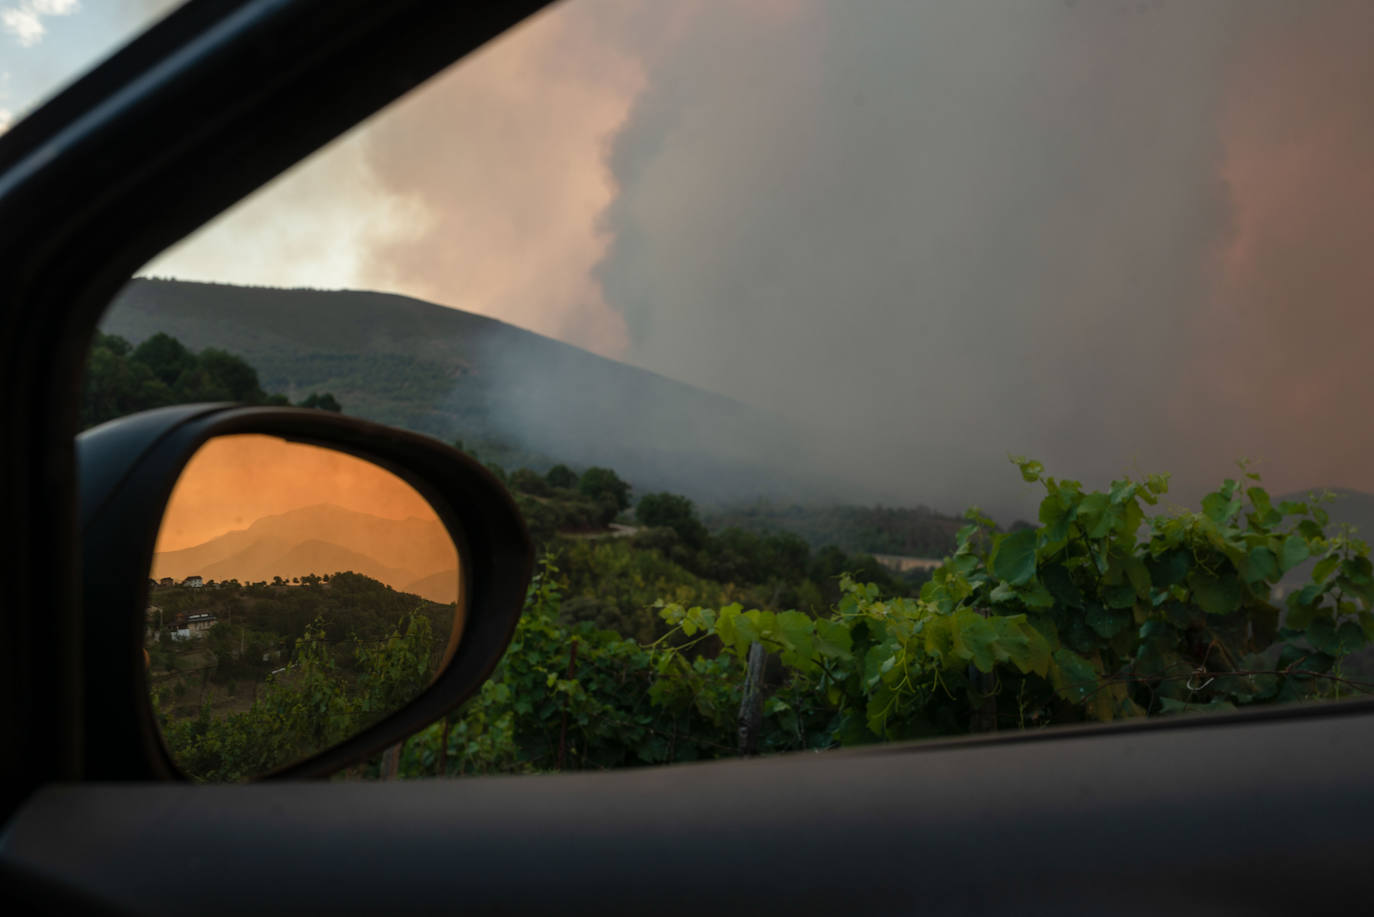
154,434 -> 439,552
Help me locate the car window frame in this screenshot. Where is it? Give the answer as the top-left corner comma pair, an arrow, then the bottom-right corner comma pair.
4,3 -> 1374,914
0,0 -> 552,818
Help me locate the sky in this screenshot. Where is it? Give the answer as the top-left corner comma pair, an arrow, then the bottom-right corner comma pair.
0,1 -> 179,128
7,1 -> 1374,516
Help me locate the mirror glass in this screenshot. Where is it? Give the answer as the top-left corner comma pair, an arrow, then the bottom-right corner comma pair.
145,433 -> 463,781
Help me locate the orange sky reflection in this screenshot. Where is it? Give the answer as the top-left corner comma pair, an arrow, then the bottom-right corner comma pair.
154,434 -> 439,552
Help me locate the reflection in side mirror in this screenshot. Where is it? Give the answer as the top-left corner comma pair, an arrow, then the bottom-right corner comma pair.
145,434 -> 463,781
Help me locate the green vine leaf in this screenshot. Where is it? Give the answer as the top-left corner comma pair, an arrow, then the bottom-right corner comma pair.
1279,534 -> 1311,573
1187,572 -> 1242,616
1243,546 -> 1278,583
1051,648 -> 1099,701
991,528 -> 1038,586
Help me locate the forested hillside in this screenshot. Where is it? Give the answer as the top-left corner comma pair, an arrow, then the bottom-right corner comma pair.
87,328 -> 1374,782
395,461 -> 1374,775
498,463 -> 926,642
705,502 -> 967,560
149,572 -> 453,781
83,329 -> 339,429
103,278 -> 822,500
154,462 -> 1374,780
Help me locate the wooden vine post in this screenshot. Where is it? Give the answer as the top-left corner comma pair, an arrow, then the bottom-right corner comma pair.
380,742 -> 402,779
737,641 -> 767,756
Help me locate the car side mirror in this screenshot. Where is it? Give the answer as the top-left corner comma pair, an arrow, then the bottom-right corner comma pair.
78,404 -> 532,781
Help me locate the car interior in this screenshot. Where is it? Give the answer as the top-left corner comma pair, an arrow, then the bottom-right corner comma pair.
2,1 -> 1373,914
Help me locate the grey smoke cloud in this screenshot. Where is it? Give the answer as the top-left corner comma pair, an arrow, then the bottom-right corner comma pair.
580,0 -> 1374,517
589,1 -> 1240,516
135,0 -> 1374,520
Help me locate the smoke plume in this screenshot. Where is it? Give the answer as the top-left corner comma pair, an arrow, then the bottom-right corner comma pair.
139,0 -> 1374,519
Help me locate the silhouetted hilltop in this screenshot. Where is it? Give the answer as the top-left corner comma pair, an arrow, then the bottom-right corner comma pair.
105,278 -> 819,503
151,503 -> 456,602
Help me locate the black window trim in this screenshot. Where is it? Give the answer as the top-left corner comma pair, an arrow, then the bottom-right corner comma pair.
4,3 -> 1374,914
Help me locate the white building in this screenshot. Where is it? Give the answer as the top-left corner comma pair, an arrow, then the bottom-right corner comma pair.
186,612 -> 216,635
171,613 -> 217,641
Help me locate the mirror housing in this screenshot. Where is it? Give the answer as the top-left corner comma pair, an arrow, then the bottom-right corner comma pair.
78,404 -> 532,780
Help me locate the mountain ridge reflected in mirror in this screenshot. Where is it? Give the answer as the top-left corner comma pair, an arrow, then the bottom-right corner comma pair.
152,502 -> 459,603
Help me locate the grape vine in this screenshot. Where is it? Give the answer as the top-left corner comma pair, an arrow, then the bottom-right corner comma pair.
401,459 -> 1374,775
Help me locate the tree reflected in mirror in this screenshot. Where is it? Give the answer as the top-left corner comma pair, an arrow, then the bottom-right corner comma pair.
145,434 -> 463,781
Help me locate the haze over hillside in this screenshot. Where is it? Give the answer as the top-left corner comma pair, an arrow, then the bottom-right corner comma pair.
105,279 -> 1374,525
151,503 -> 458,603
105,279 -> 835,507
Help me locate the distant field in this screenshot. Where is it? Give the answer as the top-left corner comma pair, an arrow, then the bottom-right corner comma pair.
872,554 -> 944,573
704,501 -> 964,559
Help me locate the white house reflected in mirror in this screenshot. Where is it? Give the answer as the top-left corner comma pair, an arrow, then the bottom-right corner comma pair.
144,434 -> 463,781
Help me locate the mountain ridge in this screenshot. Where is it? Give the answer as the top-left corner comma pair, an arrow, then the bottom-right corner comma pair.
151,503 -> 458,602
106,279 -> 1374,521
104,278 -> 829,503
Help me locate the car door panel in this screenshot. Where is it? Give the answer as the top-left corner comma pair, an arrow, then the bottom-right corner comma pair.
4,703 -> 1373,915
2,2 -> 1372,915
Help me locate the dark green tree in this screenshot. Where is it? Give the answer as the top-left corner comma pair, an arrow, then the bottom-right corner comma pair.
545,464 -> 578,489
636,492 -> 707,548
82,334 -> 170,427
297,392 -> 342,412
510,468 -> 552,497
83,330 -> 306,428
198,348 -> 268,402
132,332 -> 195,387
579,467 -> 631,515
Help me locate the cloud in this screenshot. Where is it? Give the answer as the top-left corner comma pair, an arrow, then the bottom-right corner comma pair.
148,1 -> 646,357
144,128 -> 435,292
1,0 -> 79,47
0,8 -> 44,45
1180,0 -> 1374,496
0,107 -> 11,133
353,1 -> 648,356
142,1 -> 1374,516
589,1 -> 1239,513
